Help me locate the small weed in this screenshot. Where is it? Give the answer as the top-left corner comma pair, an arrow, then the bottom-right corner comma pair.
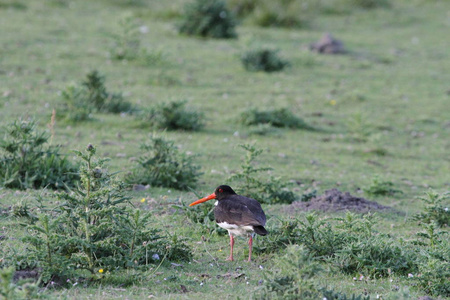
346,113 -> 372,142
415,241 -> 450,297
109,15 -> 142,61
125,135 -> 202,190
240,107 -> 311,129
342,0 -> 390,9
60,84 -> 93,122
60,71 -> 134,120
363,175 -> 403,196
178,0 -> 237,39
0,119 -> 79,190
247,124 -> 281,136
228,144 -> 297,204
413,189 -> 449,227
241,48 -> 289,72
81,70 -> 134,114
141,100 -> 204,131
248,0 -> 318,28
320,287 -> 370,300
259,245 -> 322,299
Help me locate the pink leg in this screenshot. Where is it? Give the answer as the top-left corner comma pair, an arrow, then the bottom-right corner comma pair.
226,235 -> 234,261
247,235 -> 253,262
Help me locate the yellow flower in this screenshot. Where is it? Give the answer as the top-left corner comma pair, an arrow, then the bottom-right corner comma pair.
99,269 -> 104,273
141,198 -> 146,203
329,99 -> 337,106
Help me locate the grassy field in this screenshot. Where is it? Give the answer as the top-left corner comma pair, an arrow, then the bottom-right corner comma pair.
0,0 -> 449,299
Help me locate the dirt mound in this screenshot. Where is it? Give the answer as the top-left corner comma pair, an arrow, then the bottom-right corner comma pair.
292,189 -> 390,213
310,33 -> 346,54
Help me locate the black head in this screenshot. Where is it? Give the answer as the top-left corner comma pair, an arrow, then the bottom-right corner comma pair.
214,185 -> 236,200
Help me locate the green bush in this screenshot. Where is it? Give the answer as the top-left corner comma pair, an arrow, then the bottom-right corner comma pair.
141,100 -> 204,131
228,144 -> 297,204
0,119 -> 79,190
413,189 -> 449,227
341,0 -> 390,9
249,0 -> 317,28
125,135 -> 202,190
240,107 -> 311,129
60,71 -> 134,121
21,144 -> 192,283
81,70 -> 134,113
60,85 -> 93,122
178,0 -> 237,38
259,245 -> 322,299
414,239 -> 450,297
241,48 -> 289,72
109,15 -> 142,61
363,175 -> 403,196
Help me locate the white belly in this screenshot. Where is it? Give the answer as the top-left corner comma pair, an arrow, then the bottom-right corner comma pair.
217,222 -> 254,237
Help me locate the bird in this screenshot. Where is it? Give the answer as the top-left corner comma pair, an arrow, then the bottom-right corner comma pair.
189,185 -> 267,262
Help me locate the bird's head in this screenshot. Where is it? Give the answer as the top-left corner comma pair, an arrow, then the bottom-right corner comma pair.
189,185 -> 236,206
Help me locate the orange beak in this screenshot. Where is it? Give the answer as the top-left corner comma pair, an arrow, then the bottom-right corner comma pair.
189,193 -> 216,206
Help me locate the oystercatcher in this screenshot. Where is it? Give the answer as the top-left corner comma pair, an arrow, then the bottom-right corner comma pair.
189,185 -> 267,261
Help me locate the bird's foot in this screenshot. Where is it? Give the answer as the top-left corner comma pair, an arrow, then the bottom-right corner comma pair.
226,256 -> 234,261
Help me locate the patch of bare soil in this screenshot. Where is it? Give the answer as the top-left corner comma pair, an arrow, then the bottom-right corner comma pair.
13,269 -> 40,282
292,189 -> 391,213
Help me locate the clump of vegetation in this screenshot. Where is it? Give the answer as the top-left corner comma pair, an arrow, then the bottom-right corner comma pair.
342,0 -> 390,9
241,48 -> 289,72
228,144 -> 297,204
415,243 -> 450,297
260,213 -> 418,277
125,135 -> 202,190
240,107 -> 311,129
109,15 -> 164,66
363,175 -> 403,196
178,0 -> 237,39
109,15 -> 142,61
259,245 -> 322,299
0,267 -> 44,299
21,144 -> 192,283
413,189 -> 449,227
60,70 -> 134,121
0,119 -> 79,190
246,0 -> 317,28
346,113 -> 372,142
141,100 -> 204,131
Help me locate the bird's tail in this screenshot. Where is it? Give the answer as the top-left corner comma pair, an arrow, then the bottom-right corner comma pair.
253,226 -> 268,236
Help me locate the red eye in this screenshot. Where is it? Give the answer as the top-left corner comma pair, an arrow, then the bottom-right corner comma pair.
218,188 -> 223,193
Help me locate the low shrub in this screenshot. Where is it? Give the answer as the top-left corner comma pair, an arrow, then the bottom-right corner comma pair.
363,175 -> 403,196
413,189 -> 449,227
60,70 -> 134,121
178,0 -> 237,38
414,240 -> 450,297
342,0 -> 390,9
0,119 -> 79,190
241,48 -> 289,72
141,100 -> 204,131
109,15 -> 142,61
21,144 -> 192,283
249,0 -> 317,28
259,245 -> 322,299
81,70 -> 133,113
125,135 -> 202,190
240,107 -> 311,129
227,144 -> 297,204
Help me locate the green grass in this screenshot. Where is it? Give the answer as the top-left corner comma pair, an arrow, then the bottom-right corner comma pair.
0,0 -> 449,299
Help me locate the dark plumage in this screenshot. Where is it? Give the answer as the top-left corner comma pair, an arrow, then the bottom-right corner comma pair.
190,185 -> 268,261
